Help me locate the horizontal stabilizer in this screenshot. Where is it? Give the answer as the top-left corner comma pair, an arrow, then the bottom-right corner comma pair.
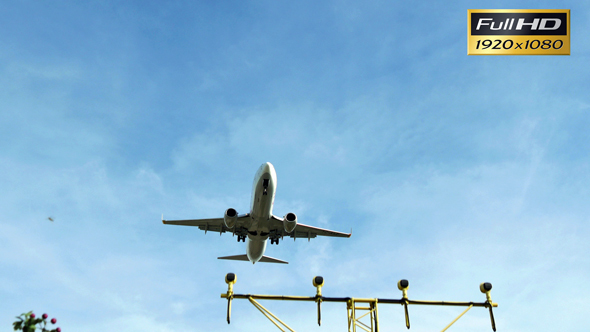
259,255 -> 288,264
217,254 -> 288,264
218,254 -> 249,261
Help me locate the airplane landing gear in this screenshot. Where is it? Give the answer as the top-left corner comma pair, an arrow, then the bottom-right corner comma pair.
235,227 -> 248,243
269,230 -> 281,245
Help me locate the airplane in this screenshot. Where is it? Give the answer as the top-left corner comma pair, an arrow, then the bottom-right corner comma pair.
162,162 -> 351,264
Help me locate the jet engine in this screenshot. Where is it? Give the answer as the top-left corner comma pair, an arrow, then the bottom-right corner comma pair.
283,212 -> 297,233
224,208 -> 238,228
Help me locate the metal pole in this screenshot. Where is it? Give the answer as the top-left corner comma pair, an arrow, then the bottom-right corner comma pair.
249,297 -> 296,332
403,301 -> 410,329
487,303 -> 496,332
227,296 -> 232,324
440,304 -> 473,332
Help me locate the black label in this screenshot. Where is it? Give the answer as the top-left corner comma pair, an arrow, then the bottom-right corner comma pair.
471,13 -> 567,35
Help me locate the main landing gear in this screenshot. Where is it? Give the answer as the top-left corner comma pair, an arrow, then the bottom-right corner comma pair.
269,230 -> 281,245
235,227 -> 248,242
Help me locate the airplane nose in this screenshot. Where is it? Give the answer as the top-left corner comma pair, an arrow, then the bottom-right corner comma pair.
263,162 -> 274,172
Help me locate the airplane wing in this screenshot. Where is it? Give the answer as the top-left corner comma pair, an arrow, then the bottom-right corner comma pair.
162,214 -> 250,234
290,223 -> 352,239
270,215 -> 351,239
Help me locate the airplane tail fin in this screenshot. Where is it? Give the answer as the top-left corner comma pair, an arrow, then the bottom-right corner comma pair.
218,254 -> 288,264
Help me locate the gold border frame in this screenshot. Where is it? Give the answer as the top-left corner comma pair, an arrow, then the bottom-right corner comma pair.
467,9 -> 570,55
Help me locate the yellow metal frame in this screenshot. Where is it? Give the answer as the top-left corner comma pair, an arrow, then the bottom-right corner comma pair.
248,297 -> 295,332
222,274 -> 498,332
346,298 -> 379,332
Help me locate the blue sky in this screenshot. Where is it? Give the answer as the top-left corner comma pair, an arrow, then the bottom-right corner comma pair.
1,1 -> 589,331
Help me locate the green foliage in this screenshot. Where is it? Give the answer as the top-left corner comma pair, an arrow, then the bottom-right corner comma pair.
13,311 -> 61,332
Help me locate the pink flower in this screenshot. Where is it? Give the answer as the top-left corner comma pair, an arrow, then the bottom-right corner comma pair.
51,318 -> 57,324
30,314 -> 36,319
43,313 -> 48,319
56,328 -> 61,332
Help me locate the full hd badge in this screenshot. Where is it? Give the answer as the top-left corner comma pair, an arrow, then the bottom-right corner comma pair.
468,9 -> 570,55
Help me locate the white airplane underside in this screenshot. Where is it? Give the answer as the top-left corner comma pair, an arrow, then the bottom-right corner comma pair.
163,162 -> 351,264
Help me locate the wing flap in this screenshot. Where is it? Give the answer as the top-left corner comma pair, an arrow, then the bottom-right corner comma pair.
280,223 -> 351,239
270,215 -> 350,239
293,223 -> 352,238
163,214 -> 251,235
163,217 -> 225,226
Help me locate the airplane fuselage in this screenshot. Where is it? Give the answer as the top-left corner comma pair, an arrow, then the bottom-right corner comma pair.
246,162 -> 277,263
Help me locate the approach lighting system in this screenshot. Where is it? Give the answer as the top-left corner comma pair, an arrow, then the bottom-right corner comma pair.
224,273 -> 237,324
480,282 -> 493,292
397,279 -> 409,294
313,276 -> 324,287
221,274 -> 499,332
480,282 -> 493,302
225,273 -> 236,284
313,276 -> 324,297
397,279 -> 410,328
313,276 -> 325,325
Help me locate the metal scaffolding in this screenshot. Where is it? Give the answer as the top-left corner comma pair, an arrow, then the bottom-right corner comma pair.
221,273 -> 498,332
